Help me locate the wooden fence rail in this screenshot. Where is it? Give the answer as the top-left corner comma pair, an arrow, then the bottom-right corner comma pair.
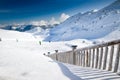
48,39 -> 120,73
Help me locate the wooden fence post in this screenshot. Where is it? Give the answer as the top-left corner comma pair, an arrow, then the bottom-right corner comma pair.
48,52 -> 50,57
80,51 -> 82,66
108,45 -> 114,71
72,45 -> 77,65
92,49 -> 95,68
86,50 -> 89,67
43,53 -> 46,56
55,50 -> 58,61
95,48 -> 99,68
114,44 -> 120,72
99,47 -> 103,69
88,49 -> 91,67
83,50 -> 85,67
78,51 -> 81,66
103,46 -> 108,70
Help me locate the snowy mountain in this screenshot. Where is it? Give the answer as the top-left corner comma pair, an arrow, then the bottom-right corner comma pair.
0,22 -> 59,41
0,24 -> 34,31
0,23 -> 57,32
26,27 -> 50,40
96,28 -> 120,42
45,0 -> 120,41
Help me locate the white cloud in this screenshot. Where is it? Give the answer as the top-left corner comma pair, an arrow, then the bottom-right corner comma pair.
30,13 -> 70,26
31,20 -> 48,26
59,13 -> 70,22
49,17 -> 60,26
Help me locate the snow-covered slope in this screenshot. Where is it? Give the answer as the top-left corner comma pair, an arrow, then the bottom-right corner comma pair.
96,27 -> 120,42
0,29 -> 82,80
26,27 -> 50,40
0,27 -> 120,79
45,0 -> 120,41
0,29 -> 36,41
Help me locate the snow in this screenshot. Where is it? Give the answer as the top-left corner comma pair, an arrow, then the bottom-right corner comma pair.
26,27 -> 50,40
98,28 -> 120,42
63,63 -> 120,80
0,29 -> 82,80
0,29 -> 36,41
45,0 -> 120,41
0,29 -> 120,80
0,25 -> 120,80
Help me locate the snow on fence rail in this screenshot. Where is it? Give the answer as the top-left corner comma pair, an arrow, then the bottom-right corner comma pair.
48,39 -> 120,73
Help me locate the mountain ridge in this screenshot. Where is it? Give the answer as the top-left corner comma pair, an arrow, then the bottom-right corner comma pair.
45,0 -> 120,41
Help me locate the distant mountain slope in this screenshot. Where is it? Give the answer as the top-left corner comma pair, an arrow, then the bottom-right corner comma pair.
98,27 -> 120,41
26,27 -> 50,40
0,23 -> 57,32
0,24 -> 34,32
45,0 -> 120,41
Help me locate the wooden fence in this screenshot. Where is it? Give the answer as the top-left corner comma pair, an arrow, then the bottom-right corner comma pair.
48,39 -> 120,73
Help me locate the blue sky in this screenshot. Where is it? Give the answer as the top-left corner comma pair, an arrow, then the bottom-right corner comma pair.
0,0 -> 115,24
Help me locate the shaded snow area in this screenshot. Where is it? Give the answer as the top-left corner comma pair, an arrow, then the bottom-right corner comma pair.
63,63 -> 120,80
0,29 -> 85,80
45,0 -> 120,41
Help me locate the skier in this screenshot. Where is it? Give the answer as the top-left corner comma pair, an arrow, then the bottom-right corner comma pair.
39,41 -> 41,45
0,38 -> 2,41
16,39 -> 18,42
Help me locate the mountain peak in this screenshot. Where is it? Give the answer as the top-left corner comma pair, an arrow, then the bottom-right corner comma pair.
102,0 -> 120,11
45,0 -> 120,41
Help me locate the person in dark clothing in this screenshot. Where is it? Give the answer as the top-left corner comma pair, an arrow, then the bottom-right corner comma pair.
0,38 -> 2,41
39,41 -> 41,45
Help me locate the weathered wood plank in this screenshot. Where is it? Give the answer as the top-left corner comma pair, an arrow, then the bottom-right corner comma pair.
73,51 -> 76,65
86,50 -> 89,67
103,46 -> 108,70
76,52 -> 78,65
83,51 -> 85,67
88,49 -> 91,67
98,47 -> 103,69
114,44 -> 120,72
92,49 -> 95,68
80,51 -> 82,66
78,51 -> 81,66
108,45 -> 114,71
95,48 -> 99,68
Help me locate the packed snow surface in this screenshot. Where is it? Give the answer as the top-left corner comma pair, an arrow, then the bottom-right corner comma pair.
0,29 -> 93,80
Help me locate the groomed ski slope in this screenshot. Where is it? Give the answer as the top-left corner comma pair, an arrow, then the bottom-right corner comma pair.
0,29 -> 120,80
0,29 -> 82,80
